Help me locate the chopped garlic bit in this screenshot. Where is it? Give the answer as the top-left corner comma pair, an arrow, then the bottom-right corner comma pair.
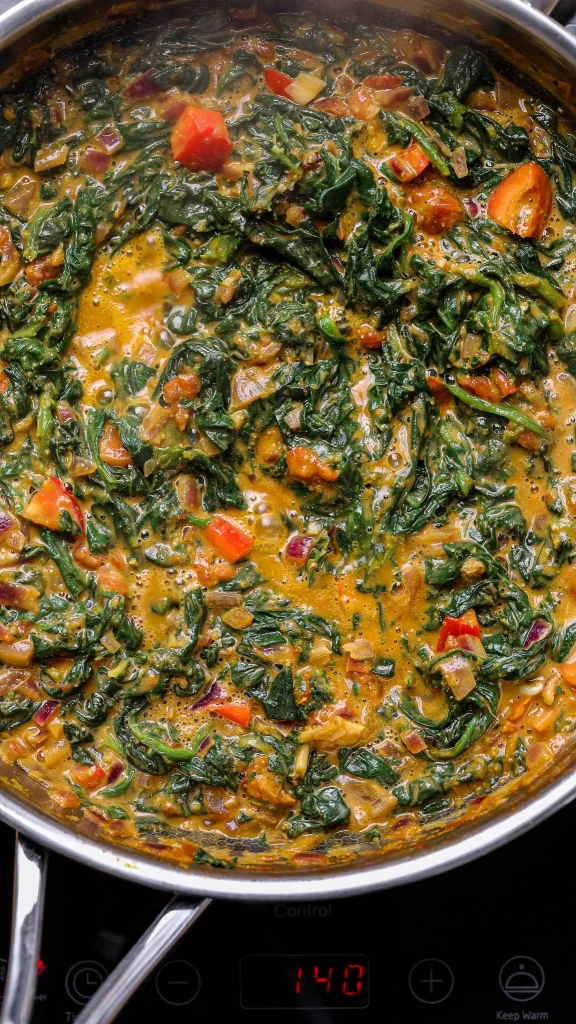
342,638 -> 374,661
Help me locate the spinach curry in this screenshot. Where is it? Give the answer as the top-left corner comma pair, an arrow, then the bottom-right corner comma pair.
1,4 -> 576,871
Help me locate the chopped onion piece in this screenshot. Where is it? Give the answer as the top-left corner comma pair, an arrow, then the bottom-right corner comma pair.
285,72 -> 327,106
523,618 -> 551,648
451,146 -> 469,178
400,93 -> 430,120
284,404 -> 303,430
285,534 -> 314,566
69,455 -> 97,478
374,86 -> 414,109
33,700 -> 60,725
342,638 -> 374,661
204,591 -> 243,608
0,581 -> 39,612
231,365 -> 278,409
34,142 -> 68,173
192,682 -> 223,709
0,640 -> 34,667
80,147 -> 110,174
96,126 -> 124,154
403,730 -> 427,753
439,653 -> 477,700
292,743 -> 311,780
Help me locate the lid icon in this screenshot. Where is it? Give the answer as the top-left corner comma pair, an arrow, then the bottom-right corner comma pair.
499,956 -> 545,1003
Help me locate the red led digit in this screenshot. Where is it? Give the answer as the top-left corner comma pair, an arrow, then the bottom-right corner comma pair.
295,966 -> 303,995
313,965 -> 334,993
341,963 -> 365,997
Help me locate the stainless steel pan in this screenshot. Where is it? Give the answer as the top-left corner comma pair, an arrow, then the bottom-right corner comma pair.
2,1 -> 576,1021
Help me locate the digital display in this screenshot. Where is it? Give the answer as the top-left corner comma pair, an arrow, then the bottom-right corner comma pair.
240,954 -> 369,1009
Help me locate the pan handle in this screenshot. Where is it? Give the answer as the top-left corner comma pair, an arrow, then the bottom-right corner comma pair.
73,895 -> 212,1024
0,833 -> 48,1024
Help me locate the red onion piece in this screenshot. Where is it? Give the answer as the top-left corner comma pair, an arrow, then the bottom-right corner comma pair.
80,147 -> 111,174
375,86 -> 414,109
192,682 -> 223,709
160,96 -> 193,122
400,93 -> 430,120
107,762 -> 124,784
56,404 -> 74,423
0,667 -> 31,695
285,534 -> 314,566
464,197 -> 479,217
176,474 -> 200,511
96,126 -> 124,155
33,699 -> 60,725
122,68 -> 161,100
523,618 -> 551,648
0,581 -> 39,611
0,510 -> 14,534
451,147 -> 468,179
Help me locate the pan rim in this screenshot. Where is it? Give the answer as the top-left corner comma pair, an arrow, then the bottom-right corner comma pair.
1,761 -> 576,897
2,0 -> 576,897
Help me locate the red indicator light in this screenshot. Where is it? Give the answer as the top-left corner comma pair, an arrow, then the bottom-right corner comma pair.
37,959 -> 46,977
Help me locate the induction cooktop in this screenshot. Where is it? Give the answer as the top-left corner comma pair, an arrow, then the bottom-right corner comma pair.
0,801 -> 571,1024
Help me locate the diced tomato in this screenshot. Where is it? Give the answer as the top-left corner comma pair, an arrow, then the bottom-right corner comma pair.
286,446 -> 339,483
97,564 -> 129,597
353,324 -> 384,349
517,429 -> 542,452
458,374 -> 502,403
163,373 -> 201,404
492,367 -> 517,397
194,549 -> 235,586
409,183 -> 463,234
99,423 -> 133,468
24,477 -> 84,535
557,663 -> 573,688
437,611 -> 480,652
0,226 -> 20,287
314,97 -> 349,117
206,515 -> 254,563
403,730 -> 427,753
0,373 -> 9,395
72,540 -> 102,570
69,763 -> 106,789
347,86 -> 379,121
171,106 -> 233,172
487,162 -> 553,239
559,663 -> 576,686
388,141 -> 430,183
426,370 -> 450,401
364,73 -> 403,89
209,703 -> 251,727
263,68 -> 293,98
25,257 -> 61,287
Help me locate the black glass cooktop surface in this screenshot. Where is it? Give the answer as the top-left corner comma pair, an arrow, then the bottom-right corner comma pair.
0,801 -> 572,1023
